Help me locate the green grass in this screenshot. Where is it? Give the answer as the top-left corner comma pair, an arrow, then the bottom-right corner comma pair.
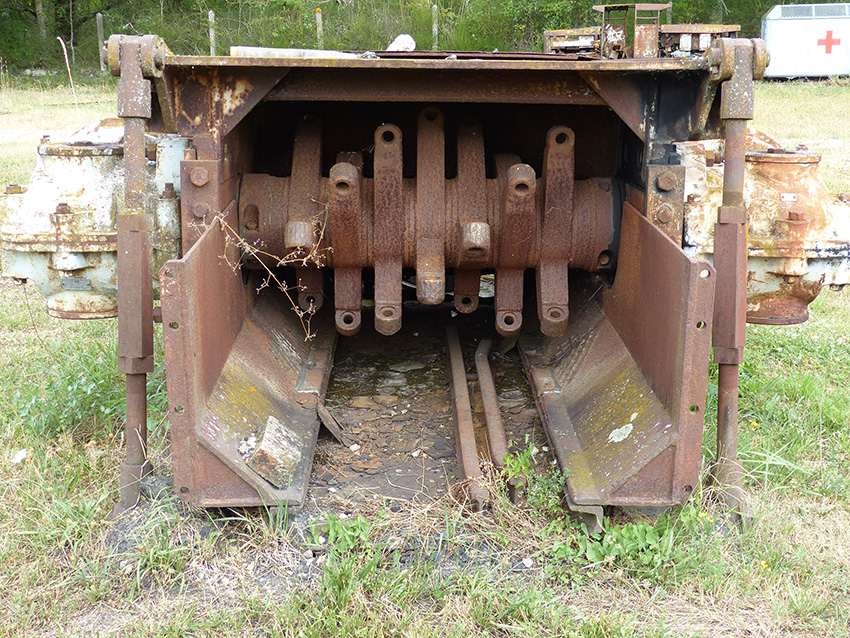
1,75 -> 849,637
0,75 -> 116,186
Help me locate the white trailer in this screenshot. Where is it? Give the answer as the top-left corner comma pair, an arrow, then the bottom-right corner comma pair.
762,3 -> 850,77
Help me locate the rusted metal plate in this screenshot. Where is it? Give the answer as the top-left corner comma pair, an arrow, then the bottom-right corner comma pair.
167,54 -> 709,72
161,219 -> 336,507
519,203 -> 714,507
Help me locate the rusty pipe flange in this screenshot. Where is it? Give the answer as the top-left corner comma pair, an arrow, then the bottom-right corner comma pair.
707,38 -> 736,82
140,35 -> 170,77
106,35 -> 122,76
752,39 -> 769,80
106,34 -> 170,77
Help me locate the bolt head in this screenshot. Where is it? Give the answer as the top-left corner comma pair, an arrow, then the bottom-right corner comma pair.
189,167 -> 210,187
192,202 -> 211,219
656,204 -> 674,224
656,171 -> 677,192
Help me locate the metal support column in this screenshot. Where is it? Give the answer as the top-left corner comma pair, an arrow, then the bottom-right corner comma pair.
709,38 -> 768,519
111,37 -> 155,515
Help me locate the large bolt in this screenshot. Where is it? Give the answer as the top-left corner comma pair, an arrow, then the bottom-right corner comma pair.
189,167 -> 210,187
656,204 -> 674,224
656,171 -> 677,192
162,183 -> 177,199
56,202 -> 72,214
192,202 -> 211,219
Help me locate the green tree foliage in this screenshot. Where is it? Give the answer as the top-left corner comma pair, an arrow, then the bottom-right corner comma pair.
2,0 -> 849,70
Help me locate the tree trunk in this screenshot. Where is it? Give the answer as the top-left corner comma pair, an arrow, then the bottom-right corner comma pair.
35,0 -> 47,39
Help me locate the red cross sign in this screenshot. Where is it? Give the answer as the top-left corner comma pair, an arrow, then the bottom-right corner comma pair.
818,31 -> 841,54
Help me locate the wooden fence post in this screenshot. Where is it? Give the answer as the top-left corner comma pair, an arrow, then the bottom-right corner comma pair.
432,3 -> 439,51
316,8 -> 324,49
209,10 -> 216,56
96,13 -> 105,73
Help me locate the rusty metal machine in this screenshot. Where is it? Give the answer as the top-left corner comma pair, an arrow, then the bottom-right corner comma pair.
2,7 -> 849,527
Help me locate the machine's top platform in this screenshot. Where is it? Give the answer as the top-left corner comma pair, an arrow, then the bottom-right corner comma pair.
162,48 -> 710,72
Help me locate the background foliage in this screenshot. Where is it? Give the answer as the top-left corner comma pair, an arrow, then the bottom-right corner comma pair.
2,0 -> 849,70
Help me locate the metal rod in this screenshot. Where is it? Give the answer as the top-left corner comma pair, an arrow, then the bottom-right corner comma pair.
113,40 -> 156,515
475,339 -> 522,503
116,373 -> 152,511
474,339 -> 509,469
715,116 -> 748,516
445,325 -> 488,510
715,363 -> 744,509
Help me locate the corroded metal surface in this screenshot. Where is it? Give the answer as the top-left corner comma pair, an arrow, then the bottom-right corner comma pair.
161,219 -> 336,507
680,140 -> 850,325
236,120 -> 614,337
446,325 -> 489,510
519,204 -> 714,507
0,121 -> 187,319
15,30 -> 847,519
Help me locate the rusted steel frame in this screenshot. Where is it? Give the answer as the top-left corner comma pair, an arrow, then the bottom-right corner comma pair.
266,69 -> 607,105
453,118 -> 488,314
519,204 -> 714,511
328,162 -> 363,335
579,72 -> 647,141
287,115 -> 325,312
415,107 -> 446,305
496,161 -> 537,337
537,126 -> 575,337
474,340 -> 509,470
446,326 -> 489,511
180,156 -> 222,252
167,53 -> 708,72
710,38 -> 761,517
114,39 -> 155,515
171,67 -> 289,139
646,164 -> 686,242
373,124 -> 404,335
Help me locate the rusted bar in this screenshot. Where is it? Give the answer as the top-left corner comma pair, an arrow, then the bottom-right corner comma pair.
288,114 -> 323,311
445,326 -> 489,510
710,38 -> 761,519
117,373 -> 152,509
328,162 -> 363,335
373,124 -> 404,335
454,118 -> 488,313
415,107 -> 446,305
454,269 -> 482,314
113,38 -> 155,516
496,163 -> 537,337
537,126 -> 575,337
474,340 -> 509,469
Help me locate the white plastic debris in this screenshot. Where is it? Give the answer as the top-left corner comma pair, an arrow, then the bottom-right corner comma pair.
387,34 -> 416,52
11,449 -> 27,464
349,443 -> 361,452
